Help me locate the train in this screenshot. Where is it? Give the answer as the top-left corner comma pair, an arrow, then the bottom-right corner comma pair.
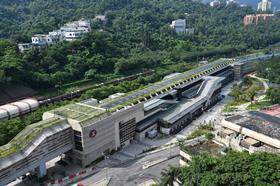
0,70 -> 154,120
0,98 -> 39,120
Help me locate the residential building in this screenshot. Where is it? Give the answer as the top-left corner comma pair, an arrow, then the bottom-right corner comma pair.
31,34 -> 49,45
59,19 -> 91,41
243,14 -> 276,26
18,43 -> 33,53
210,0 -> 221,7
170,19 -> 186,34
94,15 -> 107,23
226,0 -> 239,7
18,19 -> 91,52
185,28 -> 194,35
63,28 -> 89,41
258,0 -> 272,12
240,4 -> 248,8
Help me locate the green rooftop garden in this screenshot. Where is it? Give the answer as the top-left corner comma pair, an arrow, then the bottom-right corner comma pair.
49,103 -> 107,122
0,117 -> 63,160
109,60 -> 232,110
43,59 -> 233,124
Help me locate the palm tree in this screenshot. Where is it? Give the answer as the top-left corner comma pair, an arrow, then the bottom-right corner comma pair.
160,165 -> 180,186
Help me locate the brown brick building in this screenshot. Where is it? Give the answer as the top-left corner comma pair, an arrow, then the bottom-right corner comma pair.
244,14 -> 276,26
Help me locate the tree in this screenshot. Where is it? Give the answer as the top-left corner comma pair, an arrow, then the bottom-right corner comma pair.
246,85 -> 259,103
205,132 -> 214,141
160,165 -> 180,186
229,85 -> 242,101
267,87 -> 280,104
161,152 -> 280,186
85,69 -> 97,79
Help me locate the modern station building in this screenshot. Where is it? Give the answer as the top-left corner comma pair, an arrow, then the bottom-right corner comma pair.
0,52 -> 273,185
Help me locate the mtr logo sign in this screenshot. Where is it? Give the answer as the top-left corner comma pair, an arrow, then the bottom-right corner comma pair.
89,129 -> 97,138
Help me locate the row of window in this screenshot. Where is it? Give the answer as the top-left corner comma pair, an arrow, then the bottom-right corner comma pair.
74,130 -> 84,152
119,118 -> 136,144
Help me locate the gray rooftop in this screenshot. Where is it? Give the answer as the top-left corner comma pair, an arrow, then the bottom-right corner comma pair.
99,60 -> 230,109
225,111 -> 280,140
161,76 -> 223,124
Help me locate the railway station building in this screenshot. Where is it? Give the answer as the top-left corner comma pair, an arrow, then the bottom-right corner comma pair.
0,58 -> 249,185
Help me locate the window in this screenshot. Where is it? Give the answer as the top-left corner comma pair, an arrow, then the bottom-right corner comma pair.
74,130 -> 82,136
75,144 -> 83,151
119,118 -> 136,144
75,141 -> 82,147
74,130 -> 83,151
74,135 -> 82,141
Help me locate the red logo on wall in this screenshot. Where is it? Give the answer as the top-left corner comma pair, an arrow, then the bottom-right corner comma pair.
89,129 -> 97,138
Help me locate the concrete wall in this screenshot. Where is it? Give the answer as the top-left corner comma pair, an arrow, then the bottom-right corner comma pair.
135,124 -> 158,141
221,120 -> 280,149
74,103 -> 144,166
0,123 -> 72,185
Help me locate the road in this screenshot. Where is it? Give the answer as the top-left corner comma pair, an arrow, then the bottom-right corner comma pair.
76,147 -> 180,186
74,82 -> 234,186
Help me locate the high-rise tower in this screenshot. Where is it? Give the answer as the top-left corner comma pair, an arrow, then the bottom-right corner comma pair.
257,0 -> 272,12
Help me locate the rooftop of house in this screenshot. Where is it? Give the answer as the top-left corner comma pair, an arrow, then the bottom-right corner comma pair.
225,111 -> 280,140
260,104 -> 280,118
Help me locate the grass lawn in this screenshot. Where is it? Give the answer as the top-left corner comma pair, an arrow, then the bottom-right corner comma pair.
247,100 -> 273,110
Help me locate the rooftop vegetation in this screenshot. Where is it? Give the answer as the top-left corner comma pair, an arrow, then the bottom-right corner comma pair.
50,103 -> 107,122
0,117 -> 63,160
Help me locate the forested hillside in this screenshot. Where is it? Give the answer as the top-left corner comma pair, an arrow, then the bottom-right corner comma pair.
1,0 -> 280,90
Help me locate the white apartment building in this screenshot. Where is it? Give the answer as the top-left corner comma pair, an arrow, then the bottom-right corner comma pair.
170,19 -> 186,34
31,34 -> 60,46
185,28 -> 194,35
60,19 -> 91,41
258,0 -> 272,12
18,43 -> 33,53
19,19 -> 92,52
210,0 -> 221,7
62,28 -> 90,41
226,0 -> 239,6
31,34 -> 50,45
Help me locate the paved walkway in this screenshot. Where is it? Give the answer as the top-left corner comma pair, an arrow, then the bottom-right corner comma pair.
234,74 -> 269,111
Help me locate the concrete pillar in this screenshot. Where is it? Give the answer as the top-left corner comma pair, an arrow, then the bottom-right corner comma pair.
37,162 -> 47,177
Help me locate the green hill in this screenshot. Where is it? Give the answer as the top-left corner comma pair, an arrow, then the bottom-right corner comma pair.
0,0 -> 280,89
